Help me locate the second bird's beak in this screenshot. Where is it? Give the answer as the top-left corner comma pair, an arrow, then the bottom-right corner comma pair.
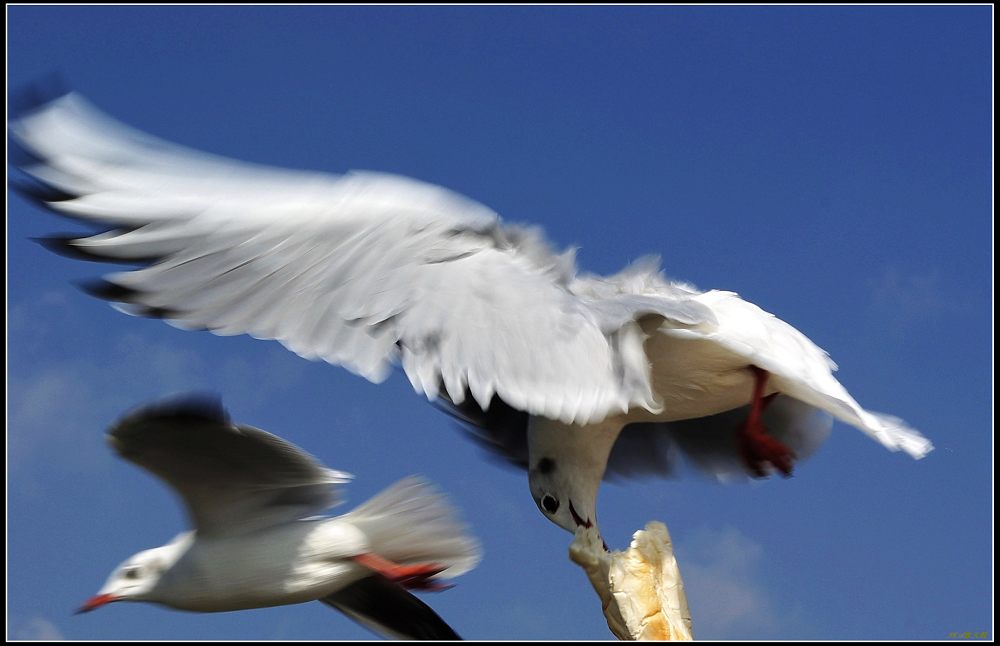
76,593 -> 118,614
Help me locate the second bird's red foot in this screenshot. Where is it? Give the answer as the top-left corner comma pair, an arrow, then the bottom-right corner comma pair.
392,563 -> 452,591
352,553 -> 450,591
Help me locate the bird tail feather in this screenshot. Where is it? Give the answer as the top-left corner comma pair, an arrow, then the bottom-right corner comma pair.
343,476 -> 481,579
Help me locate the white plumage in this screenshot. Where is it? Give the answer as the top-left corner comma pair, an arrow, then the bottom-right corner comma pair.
11,92 -> 932,538
79,396 -> 479,640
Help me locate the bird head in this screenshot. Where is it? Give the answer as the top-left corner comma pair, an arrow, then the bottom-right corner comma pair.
528,454 -> 602,535
77,545 -> 175,613
526,416 -> 622,538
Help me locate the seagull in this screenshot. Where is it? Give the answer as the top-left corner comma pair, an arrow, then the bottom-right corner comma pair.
76,395 -> 481,640
10,91 -> 933,541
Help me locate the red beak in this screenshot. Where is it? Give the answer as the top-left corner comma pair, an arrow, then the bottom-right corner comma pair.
76,593 -> 118,614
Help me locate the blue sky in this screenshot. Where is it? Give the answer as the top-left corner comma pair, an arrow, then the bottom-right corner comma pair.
7,6 -> 992,641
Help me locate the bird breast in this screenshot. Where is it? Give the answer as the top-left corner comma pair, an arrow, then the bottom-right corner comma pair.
154,519 -> 370,612
639,330 -> 769,422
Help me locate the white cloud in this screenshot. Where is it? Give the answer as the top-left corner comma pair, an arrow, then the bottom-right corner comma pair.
674,527 -> 780,639
8,336 -> 208,471
112,332 -> 212,391
7,296 -> 308,487
7,291 -> 72,355
866,266 -> 964,326
216,347 -> 309,414
8,365 -> 114,488
13,616 -> 65,640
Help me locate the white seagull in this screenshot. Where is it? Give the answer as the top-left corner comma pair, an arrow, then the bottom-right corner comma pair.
10,91 -> 932,541
76,395 -> 480,640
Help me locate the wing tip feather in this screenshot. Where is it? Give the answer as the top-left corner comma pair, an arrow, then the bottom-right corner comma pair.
10,74 -> 72,121
108,393 -> 231,450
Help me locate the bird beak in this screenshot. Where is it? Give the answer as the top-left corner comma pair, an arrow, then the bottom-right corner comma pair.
76,593 -> 118,614
569,500 -> 609,551
568,499 -> 593,529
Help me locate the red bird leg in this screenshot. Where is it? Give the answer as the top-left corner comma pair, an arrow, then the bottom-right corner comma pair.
739,366 -> 795,477
351,553 -> 451,591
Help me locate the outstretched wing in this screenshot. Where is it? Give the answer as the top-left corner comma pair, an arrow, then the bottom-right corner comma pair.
11,92 -> 714,425
107,394 -> 351,536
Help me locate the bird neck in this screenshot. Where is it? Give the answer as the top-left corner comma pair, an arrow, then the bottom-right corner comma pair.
140,532 -> 196,598
528,415 -> 625,529
529,416 -> 623,474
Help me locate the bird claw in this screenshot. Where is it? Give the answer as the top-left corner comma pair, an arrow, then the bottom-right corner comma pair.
352,554 -> 449,591
403,578 -> 454,592
740,422 -> 796,478
393,564 -> 450,591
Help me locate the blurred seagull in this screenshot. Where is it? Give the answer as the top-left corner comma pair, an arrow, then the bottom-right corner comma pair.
76,395 -> 480,640
10,92 -> 932,541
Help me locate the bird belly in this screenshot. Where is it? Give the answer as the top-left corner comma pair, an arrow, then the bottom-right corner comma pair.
156,521 -> 369,612
641,331 -> 774,422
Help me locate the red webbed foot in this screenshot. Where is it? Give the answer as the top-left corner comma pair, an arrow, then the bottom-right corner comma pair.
740,420 -> 796,477
739,367 -> 796,477
352,553 -> 451,591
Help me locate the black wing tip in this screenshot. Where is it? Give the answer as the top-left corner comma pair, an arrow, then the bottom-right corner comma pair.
34,236 -> 112,264
10,74 -> 73,120
8,138 -> 52,171
322,575 -> 462,640
78,278 -> 139,302
79,279 -> 196,324
114,393 -> 231,434
140,305 -> 191,321
437,393 -> 530,472
13,178 -> 77,204
453,422 -> 530,471
9,174 -> 104,227
34,236 -> 164,267
10,176 -> 79,212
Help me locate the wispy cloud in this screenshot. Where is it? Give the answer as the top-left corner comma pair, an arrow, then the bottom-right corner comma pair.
6,337 -> 209,491
7,290 -> 73,355
13,616 -> 65,640
866,266 -> 968,327
216,348 -> 309,414
8,296 -> 308,488
8,367 -> 110,475
675,527 -> 790,639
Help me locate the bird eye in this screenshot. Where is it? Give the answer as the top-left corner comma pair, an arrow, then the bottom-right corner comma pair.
541,494 -> 560,514
123,567 -> 140,580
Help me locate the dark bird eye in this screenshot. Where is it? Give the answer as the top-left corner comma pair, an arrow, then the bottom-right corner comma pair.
124,567 -> 139,580
541,494 -> 560,514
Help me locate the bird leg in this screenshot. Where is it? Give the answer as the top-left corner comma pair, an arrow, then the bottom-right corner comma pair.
351,553 -> 451,591
739,366 -> 795,477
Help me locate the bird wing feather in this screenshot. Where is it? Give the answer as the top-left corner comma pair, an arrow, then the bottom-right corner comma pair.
11,93 -> 718,425
107,395 -> 351,536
